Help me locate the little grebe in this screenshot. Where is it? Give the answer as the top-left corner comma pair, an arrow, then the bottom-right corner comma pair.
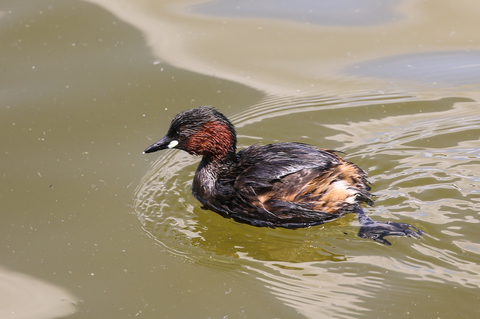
144,106 -> 424,245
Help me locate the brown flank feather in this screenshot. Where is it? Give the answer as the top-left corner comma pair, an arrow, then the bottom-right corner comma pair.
257,150 -> 371,215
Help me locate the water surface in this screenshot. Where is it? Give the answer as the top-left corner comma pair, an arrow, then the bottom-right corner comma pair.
2,0 -> 480,318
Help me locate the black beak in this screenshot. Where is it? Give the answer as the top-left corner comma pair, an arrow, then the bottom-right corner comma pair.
143,135 -> 174,154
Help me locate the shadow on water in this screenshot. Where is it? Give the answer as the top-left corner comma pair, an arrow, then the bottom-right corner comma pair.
344,50 -> 480,87
190,0 -> 402,26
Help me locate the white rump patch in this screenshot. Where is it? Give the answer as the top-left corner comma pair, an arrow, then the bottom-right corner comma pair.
332,180 -> 358,204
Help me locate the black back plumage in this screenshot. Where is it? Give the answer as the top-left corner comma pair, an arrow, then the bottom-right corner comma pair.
194,142 -> 371,228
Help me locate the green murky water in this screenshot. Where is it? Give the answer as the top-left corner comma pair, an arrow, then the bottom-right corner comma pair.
2,0 -> 480,318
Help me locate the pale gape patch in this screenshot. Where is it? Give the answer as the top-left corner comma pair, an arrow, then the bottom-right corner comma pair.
168,140 -> 179,149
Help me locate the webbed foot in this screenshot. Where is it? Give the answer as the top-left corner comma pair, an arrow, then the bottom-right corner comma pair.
356,209 -> 424,245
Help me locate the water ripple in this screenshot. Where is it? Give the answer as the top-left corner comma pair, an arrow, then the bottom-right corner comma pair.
135,91 -> 480,318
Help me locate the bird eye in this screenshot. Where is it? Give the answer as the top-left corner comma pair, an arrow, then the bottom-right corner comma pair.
178,132 -> 187,140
